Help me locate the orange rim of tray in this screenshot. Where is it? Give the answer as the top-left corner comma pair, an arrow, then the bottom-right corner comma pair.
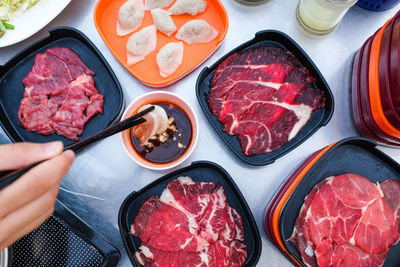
93,0 -> 229,87
271,142 -> 337,266
368,18 -> 400,138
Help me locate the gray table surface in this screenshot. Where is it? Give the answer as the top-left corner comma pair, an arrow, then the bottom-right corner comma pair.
1,0 -> 400,266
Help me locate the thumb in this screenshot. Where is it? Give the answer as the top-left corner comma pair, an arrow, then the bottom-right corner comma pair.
0,142 -> 64,171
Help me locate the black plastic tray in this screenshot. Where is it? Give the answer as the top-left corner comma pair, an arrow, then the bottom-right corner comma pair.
279,137 -> 400,267
196,30 -> 334,166
9,200 -> 120,267
118,161 -> 261,267
0,27 -> 124,146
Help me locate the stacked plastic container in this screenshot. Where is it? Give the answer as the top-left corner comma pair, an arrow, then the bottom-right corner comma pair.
264,137 -> 400,266
352,11 -> 400,146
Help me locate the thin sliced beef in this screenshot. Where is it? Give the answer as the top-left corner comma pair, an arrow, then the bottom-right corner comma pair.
288,178 -> 330,267
135,240 -> 247,267
290,174 -> 400,267
131,177 -> 247,266
159,177 -> 244,243
131,196 -> 208,252
18,48 -> 103,140
197,187 -> 243,243
380,179 -> 400,232
207,46 -> 325,156
23,47 -> 94,96
316,244 -> 387,267
160,176 -> 216,219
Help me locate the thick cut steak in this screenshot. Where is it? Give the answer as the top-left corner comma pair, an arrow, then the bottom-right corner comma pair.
131,177 -> 247,266
290,174 -> 400,267
207,46 -> 325,156
18,47 -> 103,140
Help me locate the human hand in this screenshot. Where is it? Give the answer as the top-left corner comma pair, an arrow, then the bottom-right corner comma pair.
0,142 -> 74,250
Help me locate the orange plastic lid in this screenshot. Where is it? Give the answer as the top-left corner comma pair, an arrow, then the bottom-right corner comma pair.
93,0 -> 229,87
271,142 -> 337,266
368,18 -> 400,138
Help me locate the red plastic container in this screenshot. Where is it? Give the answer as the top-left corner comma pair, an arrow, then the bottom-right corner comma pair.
390,17 -> 400,113
358,34 -> 400,144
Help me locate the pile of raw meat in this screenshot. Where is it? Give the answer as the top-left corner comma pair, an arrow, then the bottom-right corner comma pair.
131,177 -> 247,267
18,47 -> 104,141
290,173 -> 400,267
207,46 -> 325,156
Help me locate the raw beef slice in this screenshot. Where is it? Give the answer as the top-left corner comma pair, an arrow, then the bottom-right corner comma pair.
207,46 -> 325,156
131,196 -> 209,252
380,179 -> 400,232
18,47 -> 104,140
135,240 -> 247,267
131,177 -> 247,266
159,177 -> 244,243
289,173 -> 400,267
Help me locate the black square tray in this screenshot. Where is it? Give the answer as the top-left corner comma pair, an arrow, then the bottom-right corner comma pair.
280,137 -> 400,267
196,30 -> 334,166
0,26 -> 124,146
118,161 -> 261,267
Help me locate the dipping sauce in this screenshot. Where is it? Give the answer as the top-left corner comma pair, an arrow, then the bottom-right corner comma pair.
129,102 -> 192,164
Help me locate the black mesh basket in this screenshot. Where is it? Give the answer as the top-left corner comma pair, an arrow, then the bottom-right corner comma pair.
7,201 -> 120,267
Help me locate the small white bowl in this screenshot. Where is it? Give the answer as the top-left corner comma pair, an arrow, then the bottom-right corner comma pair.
120,91 -> 199,170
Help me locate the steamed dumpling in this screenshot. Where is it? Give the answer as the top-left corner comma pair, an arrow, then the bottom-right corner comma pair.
117,0 -> 145,37
132,104 -> 168,146
169,0 -> 207,16
157,42 -> 184,77
126,25 -> 157,66
176,20 -> 218,44
151,8 -> 177,36
145,0 -> 174,10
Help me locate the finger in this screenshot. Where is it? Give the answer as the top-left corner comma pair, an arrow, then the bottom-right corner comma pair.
0,184 -> 58,249
0,150 -> 74,219
0,206 -> 54,251
0,141 -> 64,171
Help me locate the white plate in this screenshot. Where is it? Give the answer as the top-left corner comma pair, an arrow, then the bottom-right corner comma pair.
0,0 -> 71,47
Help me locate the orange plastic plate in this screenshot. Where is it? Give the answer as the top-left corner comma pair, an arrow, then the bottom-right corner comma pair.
94,0 -> 229,87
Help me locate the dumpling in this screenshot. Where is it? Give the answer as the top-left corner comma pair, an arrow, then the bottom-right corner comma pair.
151,8 -> 177,36
117,0 -> 145,37
176,20 -> 218,44
145,0 -> 174,10
126,25 -> 157,66
157,42 -> 184,77
169,0 -> 207,16
132,104 -> 168,145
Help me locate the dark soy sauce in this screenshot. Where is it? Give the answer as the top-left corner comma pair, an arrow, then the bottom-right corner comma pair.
129,103 -> 192,164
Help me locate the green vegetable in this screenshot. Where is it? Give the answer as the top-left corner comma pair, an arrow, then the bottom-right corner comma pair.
3,21 -> 13,29
0,21 -> 6,37
0,0 -> 39,37
0,0 -> 41,21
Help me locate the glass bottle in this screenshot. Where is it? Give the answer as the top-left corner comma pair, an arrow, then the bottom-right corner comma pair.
297,0 -> 358,35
